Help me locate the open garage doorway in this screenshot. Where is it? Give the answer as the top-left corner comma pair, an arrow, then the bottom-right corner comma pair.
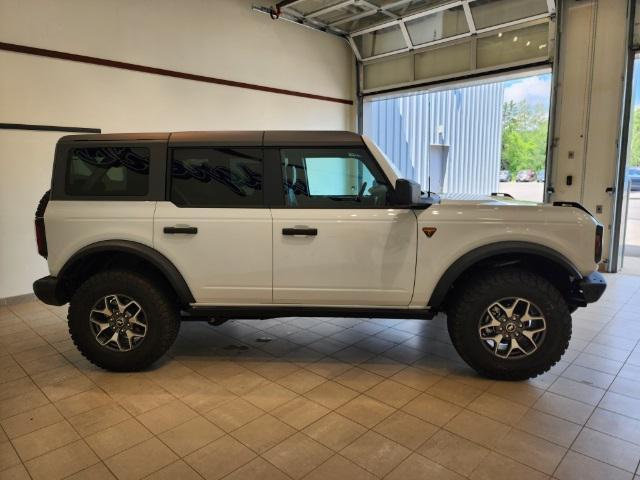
363,70 -> 552,201
619,56 -> 640,275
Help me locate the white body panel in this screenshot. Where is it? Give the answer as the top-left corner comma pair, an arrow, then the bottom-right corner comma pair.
272,209 -> 417,305
45,201 -> 156,275
410,198 -> 600,307
153,202 -> 272,304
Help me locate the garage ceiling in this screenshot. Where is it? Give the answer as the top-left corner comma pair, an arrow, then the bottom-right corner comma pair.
258,0 -> 555,61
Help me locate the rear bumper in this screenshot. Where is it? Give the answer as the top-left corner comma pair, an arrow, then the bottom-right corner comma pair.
33,276 -> 68,306
570,271 -> 607,306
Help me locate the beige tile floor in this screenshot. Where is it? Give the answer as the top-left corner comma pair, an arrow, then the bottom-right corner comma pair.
2,273 -> 640,479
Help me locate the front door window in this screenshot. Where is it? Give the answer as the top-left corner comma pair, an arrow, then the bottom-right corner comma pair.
280,148 -> 390,207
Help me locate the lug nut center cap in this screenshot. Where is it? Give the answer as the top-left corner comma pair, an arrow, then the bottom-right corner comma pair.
505,322 -> 517,333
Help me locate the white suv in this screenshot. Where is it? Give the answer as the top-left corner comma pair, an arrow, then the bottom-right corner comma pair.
33,131 -> 606,379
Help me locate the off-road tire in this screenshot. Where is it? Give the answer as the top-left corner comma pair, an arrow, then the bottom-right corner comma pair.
447,268 -> 571,380
68,269 -> 180,371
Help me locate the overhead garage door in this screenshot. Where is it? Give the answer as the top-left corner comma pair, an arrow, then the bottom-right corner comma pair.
267,0 -> 555,95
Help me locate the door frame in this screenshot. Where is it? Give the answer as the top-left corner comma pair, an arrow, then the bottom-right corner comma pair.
609,0 -> 637,272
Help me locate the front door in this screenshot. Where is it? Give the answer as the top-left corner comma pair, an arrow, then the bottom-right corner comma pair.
271,146 -> 417,306
154,146 -> 272,304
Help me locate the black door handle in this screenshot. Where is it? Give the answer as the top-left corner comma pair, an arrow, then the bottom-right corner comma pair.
282,227 -> 317,236
164,226 -> 198,234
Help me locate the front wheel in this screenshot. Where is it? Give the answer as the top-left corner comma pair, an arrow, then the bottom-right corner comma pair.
68,269 -> 180,371
447,268 -> 571,380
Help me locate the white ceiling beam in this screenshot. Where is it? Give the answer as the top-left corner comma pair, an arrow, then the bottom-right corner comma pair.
474,12 -> 551,34
348,36 -> 363,60
403,1 -> 462,23
546,0 -> 556,14
398,21 -> 413,49
462,1 -> 476,34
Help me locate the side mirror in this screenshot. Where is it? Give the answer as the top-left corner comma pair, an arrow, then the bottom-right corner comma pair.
391,178 -> 421,205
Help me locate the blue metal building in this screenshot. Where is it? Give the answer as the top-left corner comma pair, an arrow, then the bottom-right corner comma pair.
363,82 -> 505,195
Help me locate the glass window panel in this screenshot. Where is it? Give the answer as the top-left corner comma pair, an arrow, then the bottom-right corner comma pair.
337,11 -> 390,33
280,148 -> 390,207
285,0 -> 344,16
405,5 -> 469,46
66,147 -> 149,196
470,0 -> 549,30
386,0 -> 452,17
314,3 -> 372,24
354,24 -> 407,58
476,22 -> 549,68
363,55 -> 413,90
366,0 -> 402,6
415,41 -> 471,80
171,148 -> 263,207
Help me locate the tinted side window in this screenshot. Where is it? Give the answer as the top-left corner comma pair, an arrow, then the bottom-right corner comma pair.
66,147 -> 150,196
281,148 -> 390,208
171,148 -> 263,207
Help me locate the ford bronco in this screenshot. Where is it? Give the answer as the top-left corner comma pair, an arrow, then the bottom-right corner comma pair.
33,131 -> 606,379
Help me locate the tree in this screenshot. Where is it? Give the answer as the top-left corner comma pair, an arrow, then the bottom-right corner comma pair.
629,106 -> 640,167
501,100 -> 549,174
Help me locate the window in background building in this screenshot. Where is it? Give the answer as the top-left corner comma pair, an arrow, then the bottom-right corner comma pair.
363,71 -> 552,201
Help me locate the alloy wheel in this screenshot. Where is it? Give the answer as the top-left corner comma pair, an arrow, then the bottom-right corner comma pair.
478,297 -> 547,359
89,294 -> 148,352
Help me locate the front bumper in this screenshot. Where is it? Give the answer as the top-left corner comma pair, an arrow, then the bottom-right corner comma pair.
569,271 -> 607,306
33,276 -> 68,306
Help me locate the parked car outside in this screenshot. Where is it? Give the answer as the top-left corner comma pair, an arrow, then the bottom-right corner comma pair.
516,169 -> 537,182
499,170 -> 511,182
537,170 -> 545,183
628,167 -> 640,191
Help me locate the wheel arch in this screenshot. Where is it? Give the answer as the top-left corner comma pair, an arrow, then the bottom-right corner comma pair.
427,241 -> 582,311
57,240 -> 195,307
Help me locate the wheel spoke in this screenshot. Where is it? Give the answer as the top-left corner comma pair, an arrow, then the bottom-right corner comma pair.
125,329 -> 145,343
488,303 -> 507,320
496,300 -> 515,318
90,318 -> 110,335
98,330 -> 118,347
104,294 -> 123,314
505,337 -> 525,357
479,317 -> 501,333
129,318 -> 147,332
489,334 -> 504,354
522,327 -> 545,344
124,300 -> 142,317
91,305 -> 111,317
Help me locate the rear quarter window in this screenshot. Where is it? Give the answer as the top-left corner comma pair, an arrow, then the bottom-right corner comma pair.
66,147 -> 150,196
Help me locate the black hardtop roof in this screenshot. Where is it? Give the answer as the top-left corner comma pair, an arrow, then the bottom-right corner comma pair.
58,130 -> 363,147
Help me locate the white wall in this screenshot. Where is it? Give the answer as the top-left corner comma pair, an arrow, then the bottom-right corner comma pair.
0,0 -> 355,298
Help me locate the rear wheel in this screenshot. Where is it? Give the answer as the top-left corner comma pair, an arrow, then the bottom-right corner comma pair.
447,268 -> 571,380
68,269 -> 180,371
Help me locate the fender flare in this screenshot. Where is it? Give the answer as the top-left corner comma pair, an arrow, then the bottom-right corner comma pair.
58,240 -> 195,306
427,241 -> 582,309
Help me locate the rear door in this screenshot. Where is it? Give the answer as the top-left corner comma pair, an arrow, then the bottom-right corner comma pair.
154,144 -> 272,304
271,146 -> 418,306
